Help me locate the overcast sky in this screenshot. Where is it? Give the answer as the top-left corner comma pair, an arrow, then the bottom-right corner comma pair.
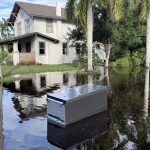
0,0 -> 67,20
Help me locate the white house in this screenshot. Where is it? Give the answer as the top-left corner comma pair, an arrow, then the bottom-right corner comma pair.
0,1 -> 78,65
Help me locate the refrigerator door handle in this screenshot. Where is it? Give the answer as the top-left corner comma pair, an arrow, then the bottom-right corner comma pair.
47,98 -> 64,105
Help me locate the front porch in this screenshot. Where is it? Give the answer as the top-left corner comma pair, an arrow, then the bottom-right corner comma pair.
0,43 -> 36,65
0,32 -> 59,65
0,33 -> 36,65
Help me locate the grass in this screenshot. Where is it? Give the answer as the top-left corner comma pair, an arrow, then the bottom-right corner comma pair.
2,64 -> 78,77
0,76 -> 21,83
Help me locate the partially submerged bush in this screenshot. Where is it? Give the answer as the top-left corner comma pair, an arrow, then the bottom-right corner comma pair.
73,53 -> 101,69
112,52 -> 143,67
0,51 -> 9,64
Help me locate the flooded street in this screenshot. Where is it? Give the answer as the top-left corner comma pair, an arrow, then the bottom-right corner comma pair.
1,67 -> 149,150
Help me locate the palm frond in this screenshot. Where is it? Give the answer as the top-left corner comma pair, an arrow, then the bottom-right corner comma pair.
109,0 -> 123,21
138,0 -> 150,22
96,0 -> 105,8
65,0 -> 77,23
76,0 -> 87,33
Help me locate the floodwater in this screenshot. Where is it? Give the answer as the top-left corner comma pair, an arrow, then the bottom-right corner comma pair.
0,67 -> 150,150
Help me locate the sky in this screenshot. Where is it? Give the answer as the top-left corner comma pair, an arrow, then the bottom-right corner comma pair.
0,0 -> 67,20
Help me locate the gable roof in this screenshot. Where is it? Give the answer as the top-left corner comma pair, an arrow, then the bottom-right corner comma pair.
0,32 -> 59,45
9,1 -> 66,25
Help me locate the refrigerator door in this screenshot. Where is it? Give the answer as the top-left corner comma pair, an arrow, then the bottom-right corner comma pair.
47,98 -> 65,126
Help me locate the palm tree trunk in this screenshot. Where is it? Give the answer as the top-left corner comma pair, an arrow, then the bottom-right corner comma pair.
88,73 -> 93,85
0,83 -> 3,150
87,0 -> 93,72
0,65 -> 2,79
144,69 -> 149,119
146,14 -> 150,68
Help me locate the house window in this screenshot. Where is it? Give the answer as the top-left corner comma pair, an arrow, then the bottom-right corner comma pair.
46,19 -> 53,33
76,44 -> 81,55
39,42 -> 45,55
20,11 -> 24,17
63,43 -> 68,55
40,76 -> 46,88
18,43 -> 21,52
24,19 -> 30,33
17,22 -> 21,35
63,73 -> 69,84
76,47 -> 81,55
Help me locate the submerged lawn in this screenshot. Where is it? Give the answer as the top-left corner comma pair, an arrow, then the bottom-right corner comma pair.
2,64 -> 78,76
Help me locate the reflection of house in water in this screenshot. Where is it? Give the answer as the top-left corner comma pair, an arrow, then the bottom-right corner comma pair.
3,71 -> 78,120
3,70 -> 106,121
47,111 -> 108,150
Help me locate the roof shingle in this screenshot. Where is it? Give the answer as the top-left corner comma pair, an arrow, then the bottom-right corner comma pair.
9,1 -> 66,24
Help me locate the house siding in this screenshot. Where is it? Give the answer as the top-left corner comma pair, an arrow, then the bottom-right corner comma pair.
14,8 -> 34,36
34,36 -> 62,65
12,4 -> 78,65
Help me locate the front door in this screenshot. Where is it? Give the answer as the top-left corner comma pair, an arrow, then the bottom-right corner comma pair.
26,42 -> 31,52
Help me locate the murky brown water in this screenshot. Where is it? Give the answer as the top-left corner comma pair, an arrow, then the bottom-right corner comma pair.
1,67 -> 149,150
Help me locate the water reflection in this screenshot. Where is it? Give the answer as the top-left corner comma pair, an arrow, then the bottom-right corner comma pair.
2,67 -> 150,149
47,111 -> 108,150
2,69 -> 106,150
0,83 -> 3,150
144,69 -> 149,119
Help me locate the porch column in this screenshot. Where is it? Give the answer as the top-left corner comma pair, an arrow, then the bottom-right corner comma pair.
13,41 -> 19,66
0,45 -> 3,51
3,44 -> 8,52
15,80 -> 20,90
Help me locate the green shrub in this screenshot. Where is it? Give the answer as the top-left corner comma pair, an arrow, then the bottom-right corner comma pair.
131,52 -> 143,66
112,53 -> 131,67
0,51 -> 9,64
112,52 -> 143,67
72,53 -> 101,69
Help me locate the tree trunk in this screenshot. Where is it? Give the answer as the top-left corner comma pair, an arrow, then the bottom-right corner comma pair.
104,67 -> 110,86
105,42 -> 111,68
0,83 -> 3,150
87,0 -> 93,72
146,14 -> 150,68
144,69 -> 149,119
88,73 -> 93,85
0,65 -> 2,79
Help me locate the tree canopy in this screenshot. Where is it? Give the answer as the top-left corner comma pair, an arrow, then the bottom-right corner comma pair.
0,18 -> 14,40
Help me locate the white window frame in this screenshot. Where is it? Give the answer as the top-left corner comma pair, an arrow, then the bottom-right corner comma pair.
63,43 -> 68,55
17,22 -> 21,35
39,42 -> 45,55
24,18 -> 30,34
46,19 -> 53,33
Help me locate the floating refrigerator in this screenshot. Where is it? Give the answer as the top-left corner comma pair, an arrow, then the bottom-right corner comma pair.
47,84 -> 107,127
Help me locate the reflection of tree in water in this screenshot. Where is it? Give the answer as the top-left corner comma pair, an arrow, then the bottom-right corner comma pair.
72,68 -> 150,150
100,68 -> 148,149
11,83 -> 60,122
76,72 -> 101,86
12,96 -> 47,122
0,83 -> 3,150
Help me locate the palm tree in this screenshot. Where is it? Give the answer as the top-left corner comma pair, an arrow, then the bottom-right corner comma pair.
0,82 -> 3,150
66,0 -> 123,72
144,68 -> 149,119
134,0 -> 150,68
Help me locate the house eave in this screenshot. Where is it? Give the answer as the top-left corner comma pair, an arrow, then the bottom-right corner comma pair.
0,32 -> 59,45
